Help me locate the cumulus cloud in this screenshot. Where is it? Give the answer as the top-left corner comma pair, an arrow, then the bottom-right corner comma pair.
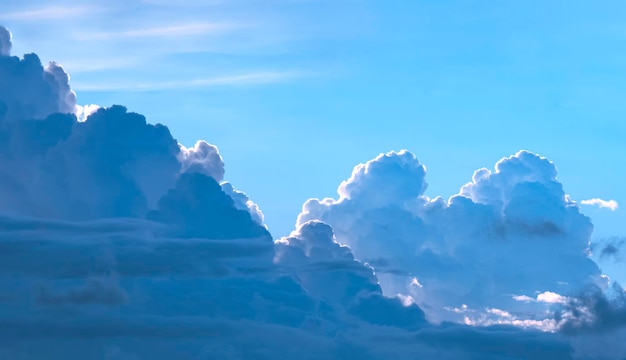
0,44 -> 76,121
298,150 -> 605,326
222,181 -> 266,225
147,172 -> 270,239
580,198 -> 619,211
178,140 -> 225,181
275,220 -> 382,306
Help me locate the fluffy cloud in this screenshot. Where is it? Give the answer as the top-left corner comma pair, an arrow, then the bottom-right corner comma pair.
0,44 -> 76,121
178,140 -> 225,182
298,150 -> 606,325
275,220 -> 383,306
222,182 -> 266,225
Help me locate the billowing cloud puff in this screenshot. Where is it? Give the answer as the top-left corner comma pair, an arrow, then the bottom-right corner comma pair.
0,49 -> 76,122
0,26 -> 11,57
178,140 -> 225,182
0,32 -> 259,223
298,150 -> 605,325
147,172 -> 270,239
222,181 -> 266,225
275,221 -> 381,305
337,150 -> 427,207
0,106 -> 181,220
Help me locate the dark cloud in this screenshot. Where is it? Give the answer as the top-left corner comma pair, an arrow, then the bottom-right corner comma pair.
0,50 -> 76,122
0,106 -> 182,220
348,293 -> 426,329
557,282 -> 626,335
593,237 -> 626,261
147,172 -> 269,239
44,106 -> 181,220
37,275 -> 128,306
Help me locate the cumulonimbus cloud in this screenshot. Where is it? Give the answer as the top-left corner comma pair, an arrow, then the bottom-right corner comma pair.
0,25 -> 622,359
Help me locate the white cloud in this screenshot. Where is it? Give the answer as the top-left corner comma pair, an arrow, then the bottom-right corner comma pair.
513,295 -> 535,302
297,150 -> 607,324
75,104 -> 100,122
537,291 -> 569,304
580,198 -> 619,211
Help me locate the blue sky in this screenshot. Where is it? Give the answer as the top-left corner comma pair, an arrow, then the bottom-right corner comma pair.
2,1 -> 626,358
4,0 -> 625,240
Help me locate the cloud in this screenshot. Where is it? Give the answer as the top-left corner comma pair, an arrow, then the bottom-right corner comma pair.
119,23 -> 231,37
72,71 -> 303,92
591,237 -> 626,262
0,26 -> 11,56
275,220 -> 382,306
297,150 -> 605,326
0,24 -> 622,359
0,6 -> 99,21
222,182 -> 266,226
538,291 -> 569,305
0,52 -> 76,121
74,103 -> 100,121
37,275 -> 128,306
147,172 -> 270,239
557,283 -> 626,335
178,140 -> 225,182
78,22 -> 234,41
580,198 -> 619,211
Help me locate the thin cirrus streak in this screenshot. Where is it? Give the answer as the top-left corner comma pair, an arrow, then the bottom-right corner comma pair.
0,6 -> 101,21
75,22 -> 239,41
72,71 -> 306,92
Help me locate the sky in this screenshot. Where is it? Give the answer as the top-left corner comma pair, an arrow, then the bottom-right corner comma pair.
1,0 -> 626,359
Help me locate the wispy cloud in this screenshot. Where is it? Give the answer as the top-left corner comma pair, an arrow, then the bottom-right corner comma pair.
580,198 -> 619,211
77,23 -> 235,41
73,70 -> 304,92
0,6 -> 99,21
59,57 -> 144,73
141,0 -> 224,6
